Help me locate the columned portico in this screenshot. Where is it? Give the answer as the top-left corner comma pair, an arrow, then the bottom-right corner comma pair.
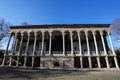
70,32 -> 73,56
100,32 -> 109,68
2,34 -> 12,66
1,24 -> 119,70
49,32 -> 52,56
24,33 -> 30,67
85,32 -> 92,68
108,33 -> 119,68
62,32 -> 65,56
16,33 -> 24,66
41,32 -> 45,55
93,32 -> 101,68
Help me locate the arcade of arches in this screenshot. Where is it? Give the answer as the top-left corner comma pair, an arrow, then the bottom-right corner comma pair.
1,25 -> 119,69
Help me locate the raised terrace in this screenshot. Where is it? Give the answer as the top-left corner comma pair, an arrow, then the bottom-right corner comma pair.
1,24 -> 119,69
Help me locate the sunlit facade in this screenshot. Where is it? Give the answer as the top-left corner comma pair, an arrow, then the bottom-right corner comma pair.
1,24 -> 119,69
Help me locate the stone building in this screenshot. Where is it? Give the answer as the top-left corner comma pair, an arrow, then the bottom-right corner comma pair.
1,24 -> 119,69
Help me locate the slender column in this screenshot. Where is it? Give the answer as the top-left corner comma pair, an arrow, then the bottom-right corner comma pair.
32,33 -> 37,56
85,32 -> 92,68
18,33 -> 24,55
41,32 -> 44,55
25,33 -> 30,55
49,32 -> 52,55
80,57 -> 83,68
16,33 -> 23,66
114,56 -> 119,68
77,31 -> 83,68
2,34 -> 12,66
9,34 -> 17,66
11,35 -> 17,55
62,32 -> 65,55
85,32 -> 90,55
93,32 -> 101,68
32,33 -> 37,68
108,33 -> 116,55
77,31 -> 82,55
70,32 -> 73,55
24,33 -> 30,67
14,35 -> 18,54
100,32 -> 109,68
108,33 -> 119,68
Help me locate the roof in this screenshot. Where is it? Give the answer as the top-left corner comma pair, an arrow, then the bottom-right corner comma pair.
10,24 -> 110,29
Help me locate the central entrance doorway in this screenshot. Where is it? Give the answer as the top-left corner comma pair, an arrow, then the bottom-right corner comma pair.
74,57 -> 81,68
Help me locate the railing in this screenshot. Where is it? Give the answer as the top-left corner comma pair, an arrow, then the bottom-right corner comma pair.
90,51 -> 96,56
74,51 -> 79,56
20,51 -> 26,56
66,51 -> 71,56
82,51 -> 88,56
35,51 -> 41,56
52,51 -> 63,54
14,51 -> 19,55
8,50 -> 115,56
98,51 -> 105,55
107,51 -> 114,55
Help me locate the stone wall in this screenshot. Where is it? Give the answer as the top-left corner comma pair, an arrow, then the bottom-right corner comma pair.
40,57 -> 74,68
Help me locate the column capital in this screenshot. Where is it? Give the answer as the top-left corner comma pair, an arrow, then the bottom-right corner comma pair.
42,32 -> 45,36
92,31 -> 95,35
41,31 -> 45,34
27,33 -> 30,37
76,30 -> 79,33
85,32 -> 88,36
15,32 -> 17,35
21,33 -> 24,36
107,32 -> 111,35
100,31 -> 103,35
13,33 -> 17,38
34,33 -> 37,37
49,32 -> 52,35
62,32 -> 65,35
70,31 -> 73,36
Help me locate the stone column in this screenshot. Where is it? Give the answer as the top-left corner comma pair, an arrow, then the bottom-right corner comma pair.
2,34 -> 12,66
80,57 -> 83,68
108,33 -> 119,68
93,32 -> 101,68
41,32 -> 45,55
9,34 -> 17,66
49,32 -> 52,55
11,34 -> 17,55
24,33 -> 30,67
77,31 -> 83,68
18,33 -> 23,55
14,35 -> 18,55
85,32 -> 92,68
62,32 -> 65,56
70,32 -> 73,55
32,33 -> 37,68
16,33 -> 23,66
100,32 -> 109,68
77,31 -> 82,55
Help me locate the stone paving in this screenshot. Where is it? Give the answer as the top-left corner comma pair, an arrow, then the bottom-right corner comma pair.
0,67 -> 120,80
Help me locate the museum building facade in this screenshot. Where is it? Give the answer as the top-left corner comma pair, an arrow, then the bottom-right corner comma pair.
1,24 -> 119,69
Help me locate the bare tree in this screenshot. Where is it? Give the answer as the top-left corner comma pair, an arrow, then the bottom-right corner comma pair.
110,18 -> 120,36
21,22 -> 29,26
0,18 -> 10,41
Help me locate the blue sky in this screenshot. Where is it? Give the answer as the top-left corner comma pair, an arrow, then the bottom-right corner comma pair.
0,0 -> 120,25
0,0 -> 120,49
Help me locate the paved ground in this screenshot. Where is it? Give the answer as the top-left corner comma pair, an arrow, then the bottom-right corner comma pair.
0,67 -> 120,80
